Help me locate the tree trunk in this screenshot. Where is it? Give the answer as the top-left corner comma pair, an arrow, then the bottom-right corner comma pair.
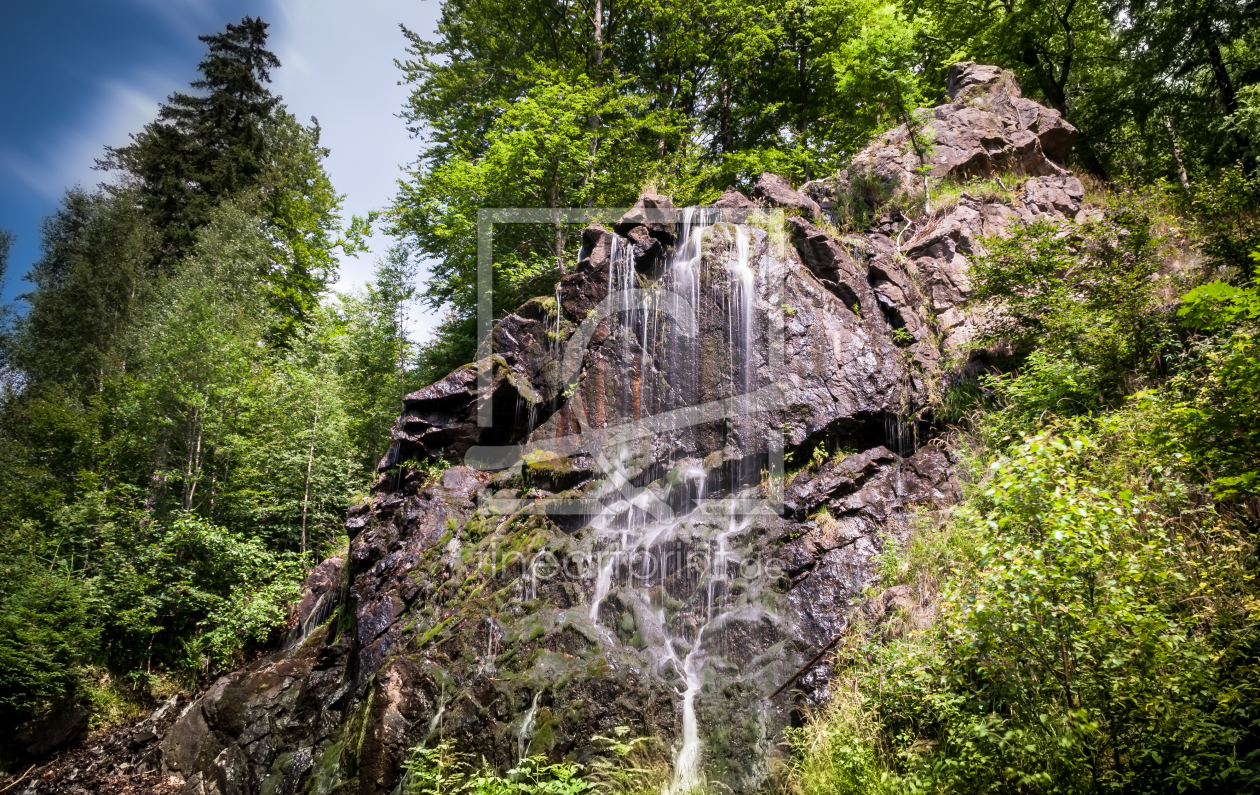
1164,117 -> 1192,191
1201,26 -> 1252,168
585,0 -> 604,207
1204,34 -> 1239,115
301,387 -> 321,565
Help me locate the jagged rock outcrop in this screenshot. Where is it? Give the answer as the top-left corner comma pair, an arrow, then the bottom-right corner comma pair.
751,172 -> 821,218
798,60 -> 1086,361
20,63 -> 1092,795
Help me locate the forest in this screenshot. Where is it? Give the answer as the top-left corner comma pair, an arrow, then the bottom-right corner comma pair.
0,1 -> 1258,794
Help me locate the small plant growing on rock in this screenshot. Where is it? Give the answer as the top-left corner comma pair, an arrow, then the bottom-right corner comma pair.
403,741 -> 594,795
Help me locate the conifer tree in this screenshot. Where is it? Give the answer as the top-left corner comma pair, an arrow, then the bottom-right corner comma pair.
0,229 -> 13,374
101,17 -> 281,267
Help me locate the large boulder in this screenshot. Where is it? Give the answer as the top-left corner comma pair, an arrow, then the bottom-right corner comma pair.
751,173 -> 822,217
613,193 -> 677,242
803,61 -> 1079,220
15,704 -> 89,758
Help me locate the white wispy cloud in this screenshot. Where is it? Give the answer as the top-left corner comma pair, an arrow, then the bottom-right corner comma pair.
0,74 -> 167,203
268,0 -> 441,337
123,0 -> 225,39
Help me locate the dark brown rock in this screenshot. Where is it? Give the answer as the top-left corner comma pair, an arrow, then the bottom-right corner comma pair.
16,703 -> 90,757
287,556 -> 344,644
613,194 -> 676,242
785,216 -> 878,317
625,224 -> 663,270
560,224 -> 614,318
713,188 -> 757,222
751,173 -> 821,217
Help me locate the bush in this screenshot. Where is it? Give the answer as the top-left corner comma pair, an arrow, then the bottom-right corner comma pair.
0,570 -> 97,729
794,428 -> 1260,794
402,742 -> 594,795
87,511 -> 303,672
1158,274 -> 1260,498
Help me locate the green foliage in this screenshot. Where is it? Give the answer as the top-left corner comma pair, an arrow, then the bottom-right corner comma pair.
97,18 -> 357,340
785,709 -> 892,795
84,510 -> 302,672
10,189 -> 158,391
402,742 -> 594,795
906,0 -> 1260,180
980,350 -> 1104,431
392,66 -> 682,369
0,562 -> 97,728
335,246 -> 426,471
0,17 -> 419,730
0,228 -> 14,372
587,726 -> 662,795
795,425 -> 1260,794
392,0 -> 933,371
1147,267 -> 1260,498
1189,167 -> 1260,282
972,209 -> 1162,362
967,197 -> 1176,441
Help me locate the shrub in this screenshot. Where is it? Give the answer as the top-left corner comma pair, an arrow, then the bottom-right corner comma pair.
402,742 -> 594,795
794,429 -> 1260,794
0,570 -> 97,730
87,511 -> 303,672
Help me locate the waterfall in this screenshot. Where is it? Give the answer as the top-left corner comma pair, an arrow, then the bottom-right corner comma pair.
581,208 -> 765,793
482,618 -> 500,675
517,691 -> 541,763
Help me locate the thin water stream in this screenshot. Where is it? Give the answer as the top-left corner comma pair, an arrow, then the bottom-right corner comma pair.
581,209 -> 765,793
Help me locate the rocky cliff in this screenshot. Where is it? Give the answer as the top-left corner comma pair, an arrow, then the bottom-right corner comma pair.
17,62 -> 1088,795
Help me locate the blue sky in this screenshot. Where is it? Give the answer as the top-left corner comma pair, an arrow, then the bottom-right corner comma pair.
1,0 -> 442,334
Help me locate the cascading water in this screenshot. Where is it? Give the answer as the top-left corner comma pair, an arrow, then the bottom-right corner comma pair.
517,691 -> 541,763
580,208 -> 768,794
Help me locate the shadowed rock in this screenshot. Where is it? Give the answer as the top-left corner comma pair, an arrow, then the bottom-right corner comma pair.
613,193 -> 676,242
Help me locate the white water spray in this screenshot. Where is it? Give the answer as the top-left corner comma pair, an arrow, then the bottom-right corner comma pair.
517,691 -> 541,763
580,207 -> 765,793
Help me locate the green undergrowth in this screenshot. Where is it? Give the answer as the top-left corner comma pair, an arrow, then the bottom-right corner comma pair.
789,190 -> 1260,794
790,420 -> 1260,794
925,174 -> 1020,215
403,743 -> 593,795
402,728 -> 664,795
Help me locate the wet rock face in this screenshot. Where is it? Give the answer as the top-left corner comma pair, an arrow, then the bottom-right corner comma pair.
102,63 -> 1097,795
136,207 -> 964,795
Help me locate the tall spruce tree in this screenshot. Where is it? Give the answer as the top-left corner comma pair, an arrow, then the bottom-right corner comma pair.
0,229 -> 13,375
101,17 -> 281,267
